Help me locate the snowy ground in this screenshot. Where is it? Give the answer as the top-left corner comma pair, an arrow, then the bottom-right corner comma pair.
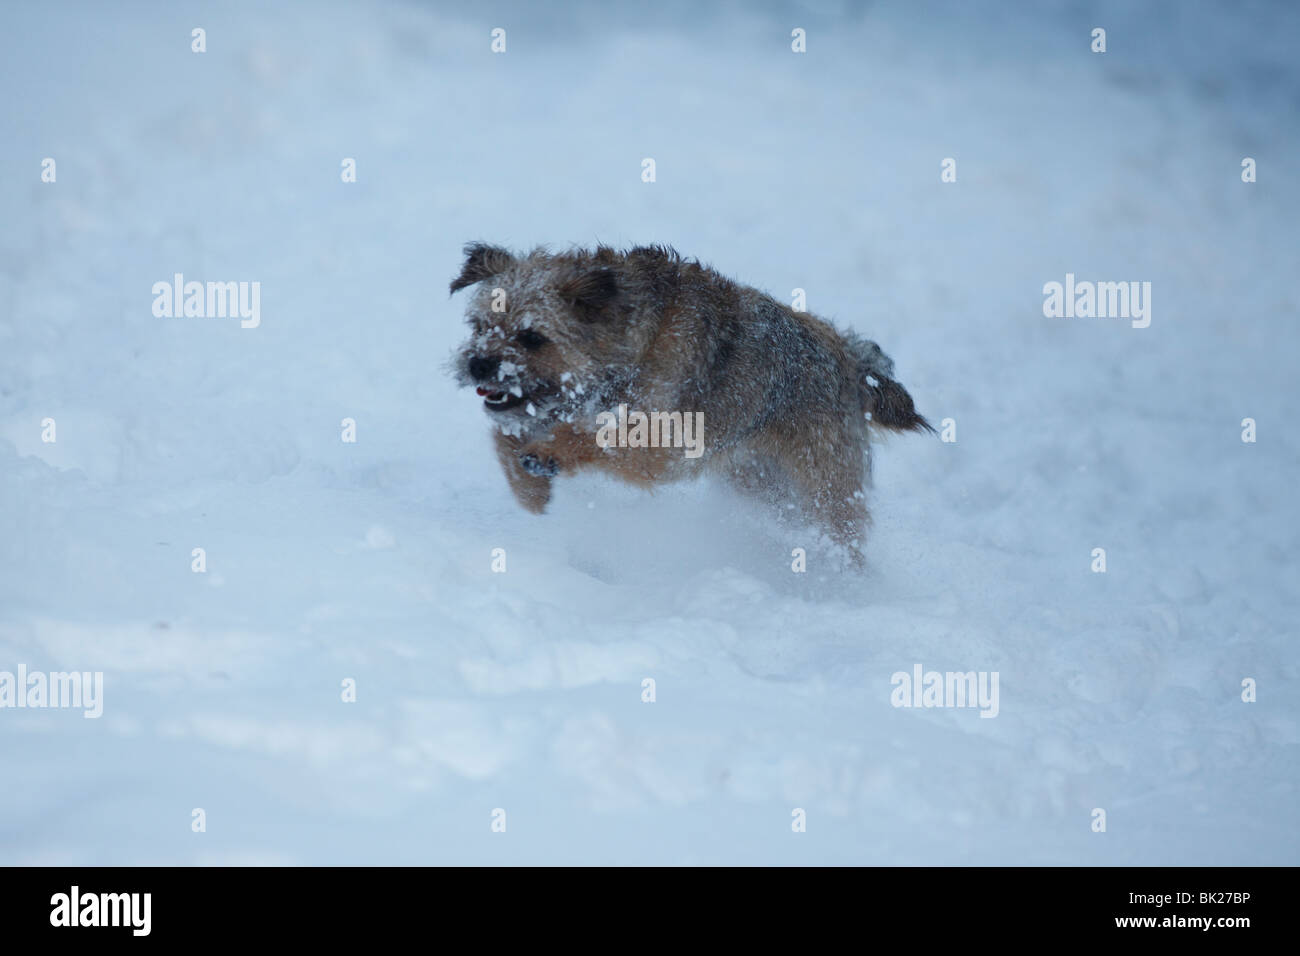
1,0 -> 1297,865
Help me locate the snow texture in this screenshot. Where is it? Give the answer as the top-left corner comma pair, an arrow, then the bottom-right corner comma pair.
1,0 -> 1297,864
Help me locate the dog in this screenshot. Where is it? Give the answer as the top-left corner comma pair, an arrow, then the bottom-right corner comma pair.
449,243 -> 931,561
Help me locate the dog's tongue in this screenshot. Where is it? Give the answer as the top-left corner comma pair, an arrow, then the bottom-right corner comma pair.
477,386 -> 507,401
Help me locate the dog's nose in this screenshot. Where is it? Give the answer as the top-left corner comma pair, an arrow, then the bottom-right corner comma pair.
468,355 -> 500,382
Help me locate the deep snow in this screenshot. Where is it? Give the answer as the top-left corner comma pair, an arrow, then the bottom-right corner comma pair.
1,0 -> 1297,864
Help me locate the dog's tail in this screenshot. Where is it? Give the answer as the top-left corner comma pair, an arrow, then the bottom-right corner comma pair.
845,333 -> 934,434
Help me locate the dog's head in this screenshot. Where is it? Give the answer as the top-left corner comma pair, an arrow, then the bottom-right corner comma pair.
449,243 -> 632,425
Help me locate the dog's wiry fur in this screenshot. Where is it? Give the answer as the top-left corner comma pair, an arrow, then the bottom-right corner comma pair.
449,243 -> 931,561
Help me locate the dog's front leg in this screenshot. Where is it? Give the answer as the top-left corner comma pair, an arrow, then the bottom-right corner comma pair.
494,431 -> 554,513
515,423 -> 606,481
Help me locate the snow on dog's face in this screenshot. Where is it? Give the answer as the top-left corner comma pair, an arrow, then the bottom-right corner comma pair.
449,243 -> 626,430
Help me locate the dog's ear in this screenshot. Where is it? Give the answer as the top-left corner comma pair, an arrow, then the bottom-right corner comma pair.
450,243 -> 515,294
559,268 -> 618,320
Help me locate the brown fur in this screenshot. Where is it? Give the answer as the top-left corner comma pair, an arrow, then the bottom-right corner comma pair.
449,243 -> 931,562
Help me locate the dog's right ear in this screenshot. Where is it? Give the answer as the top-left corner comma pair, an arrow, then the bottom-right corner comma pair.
449,243 -> 515,294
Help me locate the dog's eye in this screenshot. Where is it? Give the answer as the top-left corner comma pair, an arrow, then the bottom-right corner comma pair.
516,329 -> 547,350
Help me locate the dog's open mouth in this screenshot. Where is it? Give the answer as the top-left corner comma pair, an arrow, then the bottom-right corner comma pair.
477,386 -> 527,412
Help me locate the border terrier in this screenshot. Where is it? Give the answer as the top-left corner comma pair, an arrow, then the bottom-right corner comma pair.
449,243 -> 931,561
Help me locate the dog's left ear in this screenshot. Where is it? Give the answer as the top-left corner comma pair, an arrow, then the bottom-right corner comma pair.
450,242 -> 515,294
559,268 -> 618,320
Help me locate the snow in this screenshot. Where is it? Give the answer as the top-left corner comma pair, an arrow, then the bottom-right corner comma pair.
1,0 -> 1297,864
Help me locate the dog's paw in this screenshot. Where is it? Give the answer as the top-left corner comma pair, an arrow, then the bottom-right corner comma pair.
519,453 -> 559,478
